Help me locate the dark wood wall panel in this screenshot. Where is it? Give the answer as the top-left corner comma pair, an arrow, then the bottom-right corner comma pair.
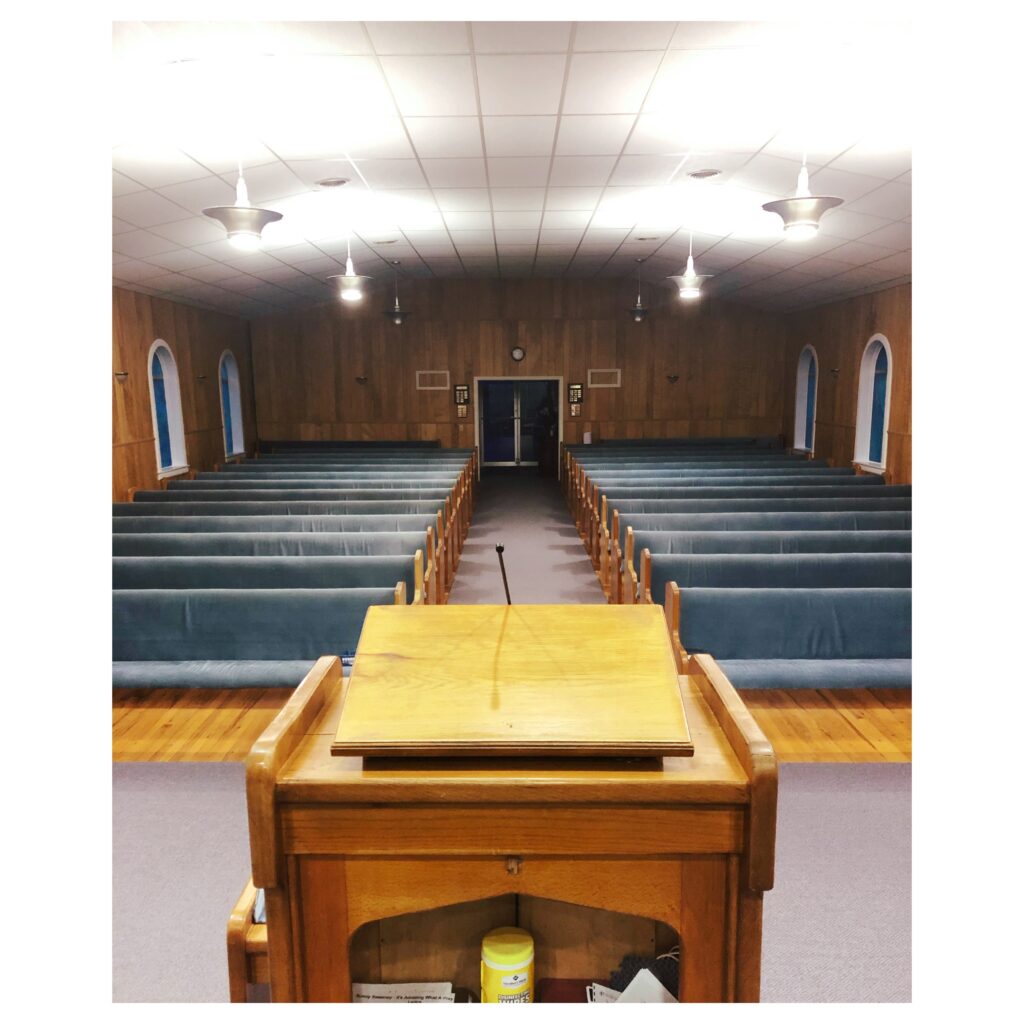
249,279 -> 790,449
783,283 -> 911,484
112,287 -> 256,500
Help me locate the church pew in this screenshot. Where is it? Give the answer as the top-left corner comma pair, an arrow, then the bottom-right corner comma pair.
639,551 -> 911,601
661,583 -> 912,688
112,586 -> 405,688
185,475 -> 459,487
112,500 -> 447,517
111,530 -> 430,557
111,514 -> 436,533
630,529 -> 912,555
133,488 -> 452,502
112,551 -> 427,603
599,485 -> 910,500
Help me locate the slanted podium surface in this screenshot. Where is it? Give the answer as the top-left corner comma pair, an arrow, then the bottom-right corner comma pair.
331,604 -> 693,758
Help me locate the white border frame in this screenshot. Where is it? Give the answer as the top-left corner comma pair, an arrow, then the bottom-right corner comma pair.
793,344 -> 819,453
146,339 -> 189,479
218,349 -> 245,457
474,375 -> 564,472
587,368 -> 621,389
853,333 -> 894,471
416,369 -> 451,391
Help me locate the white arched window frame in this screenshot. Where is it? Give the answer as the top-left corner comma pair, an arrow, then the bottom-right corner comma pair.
793,344 -> 818,453
147,340 -> 189,478
854,333 -> 894,472
218,349 -> 245,457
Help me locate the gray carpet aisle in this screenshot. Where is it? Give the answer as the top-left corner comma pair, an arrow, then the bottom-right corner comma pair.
113,761 -> 911,1002
447,469 -> 606,604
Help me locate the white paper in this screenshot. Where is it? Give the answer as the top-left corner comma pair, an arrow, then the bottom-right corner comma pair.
587,983 -> 621,1003
583,431 -> 593,444
615,969 -> 678,1004
351,982 -> 455,1003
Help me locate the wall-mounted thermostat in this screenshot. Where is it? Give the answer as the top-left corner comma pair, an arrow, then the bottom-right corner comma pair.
568,382 -> 583,403
453,384 -> 469,405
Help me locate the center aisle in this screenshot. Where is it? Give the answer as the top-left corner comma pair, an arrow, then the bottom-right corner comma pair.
447,468 -> 605,604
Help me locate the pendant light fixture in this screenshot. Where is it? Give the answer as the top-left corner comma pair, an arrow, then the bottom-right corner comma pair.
667,234 -> 712,301
762,156 -> 843,241
327,236 -> 373,303
384,264 -> 411,325
628,259 -> 648,322
202,164 -> 282,252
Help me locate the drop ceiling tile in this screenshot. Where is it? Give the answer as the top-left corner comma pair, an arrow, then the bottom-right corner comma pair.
844,180 -> 912,221
487,157 -> 551,187
113,170 -> 147,196
192,238 -> 267,261
155,175 -> 237,215
357,160 -> 428,189
405,116 -> 483,159
862,251 -> 912,276
422,258 -> 465,272
744,243 -> 824,270
801,166 -> 891,205
289,254 -> 346,276
476,55 -> 567,115
177,140 -> 279,175
573,22 -> 676,51
338,118 -> 418,160
444,212 -> 494,230
760,129 -> 863,167
238,163 -> 308,204
483,116 -> 557,157
265,242 -> 328,266
422,159 -> 488,188
110,260 -> 171,282
452,243 -> 498,256
701,238 -> 766,262
493,232 -> 540,246
818,239 -> 897,265
542,210 -> 592,229
555,114 -> 635,156
857,220 -> 912,251
728,153 -> 824,197
471,21 -> 572,52
404,230 -> 455,245
380,56 -> 478,116
112,145 -> 210,188
113,229 -> 181,259
112,190 -> 193,228
544,187 -> 603,210
548,155 -> 616,187
366,21 -> 470,54
562,51 -> 661,114
145,272 -> 206,293
145,249 -> 221,273
484,188 -> 541,211
112,217 -> 136,235
817,208 -> 893,242
222,252 -> 289,274
493,211 -> 543,229
609,154 -> 686,187
434,188 -> 492,211
538,239 -> 583,252
182,262 -> 246,283
582,227 -> 631,243
824,138 -> 911,181
414,244 -> 458,257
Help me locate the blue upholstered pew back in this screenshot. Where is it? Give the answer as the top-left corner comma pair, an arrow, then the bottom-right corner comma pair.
112,499 -> 445,517
134,488 -> 451,502
112,531 -> 427,557
632,529 -> 912,555
112,514 -> 436,533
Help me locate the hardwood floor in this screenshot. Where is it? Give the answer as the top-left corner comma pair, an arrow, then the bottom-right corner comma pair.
112,686 -> 910,764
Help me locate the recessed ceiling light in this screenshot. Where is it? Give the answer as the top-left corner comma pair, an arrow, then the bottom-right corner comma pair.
635,236 -> 660,241
688,169 -> 721,179
373,239 -> 398,245
315,177 -> 350,188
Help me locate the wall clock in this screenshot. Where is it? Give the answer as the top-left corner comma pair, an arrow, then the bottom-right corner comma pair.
510,346 -> 526,362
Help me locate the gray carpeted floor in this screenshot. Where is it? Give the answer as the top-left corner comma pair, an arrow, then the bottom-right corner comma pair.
112,760 -> 910,1002
448,469 -> 606,604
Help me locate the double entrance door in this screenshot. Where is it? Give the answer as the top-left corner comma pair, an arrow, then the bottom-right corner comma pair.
479,379 -> 559,468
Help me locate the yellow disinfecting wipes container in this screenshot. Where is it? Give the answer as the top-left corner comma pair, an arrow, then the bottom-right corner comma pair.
480,927 -> 534,1003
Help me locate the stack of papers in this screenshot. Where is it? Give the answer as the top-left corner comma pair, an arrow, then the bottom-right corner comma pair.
585,970 -> 677,1004
351,982 -> 455,1003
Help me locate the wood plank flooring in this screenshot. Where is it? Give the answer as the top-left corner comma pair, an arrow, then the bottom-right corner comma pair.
112,686 -> 910,764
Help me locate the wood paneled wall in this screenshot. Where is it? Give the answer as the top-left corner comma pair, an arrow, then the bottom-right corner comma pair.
783,283 -> 911,484
248,279 -> 790,449
112,287 -> 257,500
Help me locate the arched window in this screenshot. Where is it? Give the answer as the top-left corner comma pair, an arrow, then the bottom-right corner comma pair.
854,334 -> 893,470
793,345 -> 818,452
218,350 -> 245,457
147,341 -> 188,476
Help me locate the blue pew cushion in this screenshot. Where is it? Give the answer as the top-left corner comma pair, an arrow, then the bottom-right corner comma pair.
718,658 -> 912,689
111,660 -> 332,688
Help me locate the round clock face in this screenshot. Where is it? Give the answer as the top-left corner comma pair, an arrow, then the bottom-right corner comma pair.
511,346 -> 526,362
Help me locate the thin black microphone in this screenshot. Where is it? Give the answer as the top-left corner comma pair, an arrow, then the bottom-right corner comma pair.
495,544 -> 512,605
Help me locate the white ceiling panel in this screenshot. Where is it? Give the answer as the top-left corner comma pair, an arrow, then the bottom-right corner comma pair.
112,260 -> 173,282
155,176 -> 237,216
549,156 -> 616,187
801,166 -> 891,206
421,159 -> 489,189
444,212 -> 495,231
544,187 -> 604,210
148,217 -> 228,247
483,116 -> 558,157
237,163 -> 308,204
178,139 -> 279,174
487,157 -> 551,187
365,21 -> 470,54
541,211 -> 592,229
476,55 -> 568,115
609,154 -> 687,187
562,51 -> 661,115
490,188 -> 548,211
380,56 -> 479,116
493,211 -> 543,229
433,188 -> 492,211
357,160 -> 428,189
113,229 -> 181,259
472,21 -> 573,53
404,117 -> 482,159
818,239 -> 898,266
844,181 -> 913,221
816,208 -> 894,243
145,249 -> 221,273
111,190 -> 191,229
828,140 -> 913,180
494,234 -> 540,247
113,170 -> 147,196
555,114 -> 635,156
857,221 -> 913,251
573,22 -> 676,51
112,144 -> 210,188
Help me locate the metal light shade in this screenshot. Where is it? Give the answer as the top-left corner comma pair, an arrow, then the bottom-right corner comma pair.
628,299 -> 649,322
762,195 -> 843,239
202,204 -> 282,242
385,299 -> 411,325
328,273 -> 373,302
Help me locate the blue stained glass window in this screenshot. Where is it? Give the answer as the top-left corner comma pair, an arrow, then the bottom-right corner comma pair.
868,346 -> 888,464
220,359 -> 234,455
151,352 -> 173,468
803,355 -> 816,450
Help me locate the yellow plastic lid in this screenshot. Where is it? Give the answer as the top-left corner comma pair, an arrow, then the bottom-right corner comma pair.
481,927 -> 534,967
